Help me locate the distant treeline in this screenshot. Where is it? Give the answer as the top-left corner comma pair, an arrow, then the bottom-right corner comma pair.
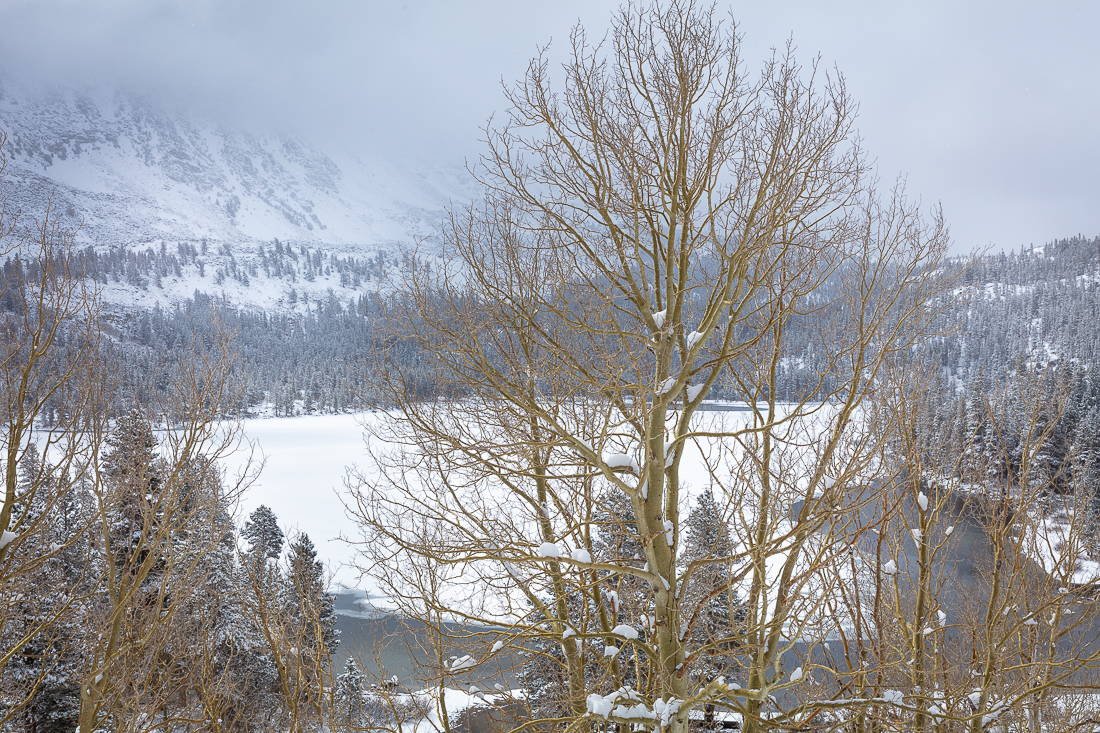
17,234 -> 1100,424
96,290 -> 837,419
2,236 -> 405,293
102,290 -> 397,417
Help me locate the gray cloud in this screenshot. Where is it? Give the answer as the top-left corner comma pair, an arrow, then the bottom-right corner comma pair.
1,0 -> 1097,254
0,0 -> 617,153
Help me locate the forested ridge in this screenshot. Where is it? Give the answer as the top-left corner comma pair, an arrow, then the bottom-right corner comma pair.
53,233 -> 1100,420
938,234 -> 1100,388
0,235 -> 408,301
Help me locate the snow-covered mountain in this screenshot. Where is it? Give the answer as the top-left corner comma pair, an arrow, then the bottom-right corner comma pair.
0,78 -> 476,311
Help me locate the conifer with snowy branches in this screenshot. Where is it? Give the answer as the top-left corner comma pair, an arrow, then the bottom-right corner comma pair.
592,489 -> 650,632
285,532 -> 339,655
101,408 -> 165,584
280,531 -> 339,727
333,657 -> 367,730
2,448 -> 85,733
167,460 -> 276,729
241,503 -> 285,623
593,489 -> 646,566
682,487 -> 745,729
243,504 -> 284,564
518,592 -> 604,723
233,505 -> 291,726
682,487 -> 745,676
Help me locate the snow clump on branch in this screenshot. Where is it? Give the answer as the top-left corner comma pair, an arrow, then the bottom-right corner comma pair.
537,542 -> 560,558
586,687 -> 655,721
603,452 -> 640,473
611,624 -> 639,640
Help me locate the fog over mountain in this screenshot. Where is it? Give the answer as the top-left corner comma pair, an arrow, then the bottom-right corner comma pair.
0,79 -> 474,252
2,1 -> 1100,256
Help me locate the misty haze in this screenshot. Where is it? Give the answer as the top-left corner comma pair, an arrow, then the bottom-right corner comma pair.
2,2 -> 1100,732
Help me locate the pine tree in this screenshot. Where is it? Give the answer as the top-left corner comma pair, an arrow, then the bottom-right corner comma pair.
593,489 -> 645,566
592,489 -> 650,633
243,504 -> 285,564
235,506 -> 289,727
333,658 -> 366,730
519,592 -> 603,724
242,504 -> 285,609
681,487 -> 745,729
262,532 -> 339,729
682,487 -> 745,677
101,409 -> 165,584
5,449 -> 84,733
168,460 -> 265,730
285,532 -> 338,654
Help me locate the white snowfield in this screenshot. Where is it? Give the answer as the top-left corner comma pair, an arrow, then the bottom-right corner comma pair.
222,408 -> 764,602
220,400 -> 1096,661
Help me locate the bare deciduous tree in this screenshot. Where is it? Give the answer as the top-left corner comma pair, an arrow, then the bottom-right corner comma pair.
0,137 -> 111,730
346,2 -> 956,732
75,335 -> 250,733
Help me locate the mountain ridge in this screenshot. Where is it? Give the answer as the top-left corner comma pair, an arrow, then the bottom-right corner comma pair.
0,78 -> 475,311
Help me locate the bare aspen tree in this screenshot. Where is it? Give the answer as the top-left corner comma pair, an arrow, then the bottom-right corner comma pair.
0,141 -> 111,728
807,363 -> 967,732
0,201 -> 105,573
76,333 -> 250,733
0,195 -> 257,729
946,374 -> 1100,733
811,366 -> 1100,733
347,2 -> 954,732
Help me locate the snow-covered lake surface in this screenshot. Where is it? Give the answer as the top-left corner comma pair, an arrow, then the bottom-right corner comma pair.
218,406 -> 1080,634
220,412 -> 377,591
217,404 -> 813,617
217,406 -> 759,604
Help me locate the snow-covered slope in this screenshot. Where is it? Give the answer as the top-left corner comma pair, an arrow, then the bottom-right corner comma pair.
0,78 -> 475,311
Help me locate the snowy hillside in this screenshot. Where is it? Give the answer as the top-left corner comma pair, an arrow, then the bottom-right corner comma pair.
0,77 -> 476,311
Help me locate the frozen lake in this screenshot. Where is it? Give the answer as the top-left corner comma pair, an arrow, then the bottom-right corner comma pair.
220,411 -> 379,591
218,405 -> 754,598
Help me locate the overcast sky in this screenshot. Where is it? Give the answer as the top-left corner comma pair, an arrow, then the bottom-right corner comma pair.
0,0 -> 1097,255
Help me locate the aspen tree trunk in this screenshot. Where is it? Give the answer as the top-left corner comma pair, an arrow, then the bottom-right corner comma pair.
347,3 -> 955,731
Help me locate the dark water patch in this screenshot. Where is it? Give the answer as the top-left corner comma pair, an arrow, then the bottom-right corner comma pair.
331,596 -> 523,691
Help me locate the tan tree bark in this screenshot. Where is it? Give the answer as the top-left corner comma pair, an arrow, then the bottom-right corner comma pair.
346,3 -> 957,732
75,329 -> 250,733
0,140 -> 111,728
